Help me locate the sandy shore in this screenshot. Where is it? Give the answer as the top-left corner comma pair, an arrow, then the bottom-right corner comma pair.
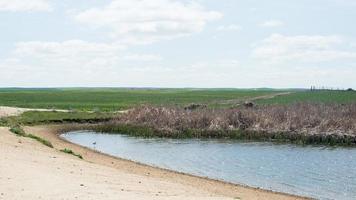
0,106 -> 69,117
0,106 -> 129,119
0,126 -> 309,200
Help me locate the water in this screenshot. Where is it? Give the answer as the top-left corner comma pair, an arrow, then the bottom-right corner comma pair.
62,131 -> 356,200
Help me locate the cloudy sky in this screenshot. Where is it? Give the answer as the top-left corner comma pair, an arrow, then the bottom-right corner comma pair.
0,0 -> 355,88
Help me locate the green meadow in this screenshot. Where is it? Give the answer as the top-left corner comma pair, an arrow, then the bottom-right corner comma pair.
1,88 -> 356,145
256,90 -> 356,105
0,88 -> 282,111
1,88 -> 355,112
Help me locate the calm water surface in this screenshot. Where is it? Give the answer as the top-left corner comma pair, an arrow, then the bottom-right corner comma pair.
62,131 -> 356,200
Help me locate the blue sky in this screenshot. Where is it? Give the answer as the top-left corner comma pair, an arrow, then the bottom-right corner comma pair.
0,0 -> 356,88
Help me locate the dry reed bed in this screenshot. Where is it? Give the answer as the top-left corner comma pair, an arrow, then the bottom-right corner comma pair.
77,103 -> 356,145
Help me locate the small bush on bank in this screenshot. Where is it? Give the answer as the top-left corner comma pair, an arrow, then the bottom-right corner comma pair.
9,125 -> 26,136
60,148 -> 83,159
27,134 -> 53,148
9,125 -> 53,148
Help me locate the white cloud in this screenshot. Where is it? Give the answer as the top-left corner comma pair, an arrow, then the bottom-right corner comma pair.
0,0 -> 51,12
117,59 -> 244,87
74,0 -> 223,44
329,0 -> 356,6
13,40 -> 124,69
122,54 -> 162,61
0,40 -> 162,74
217,24 -> 242,32
14,40 -> 124,57
252,34 -> 356,63
121,59 -> 355,88
0,40 -> 166,87
259,20 -> 284,27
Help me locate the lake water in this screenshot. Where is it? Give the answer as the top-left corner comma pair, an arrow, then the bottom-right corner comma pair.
62,131 -> 356,200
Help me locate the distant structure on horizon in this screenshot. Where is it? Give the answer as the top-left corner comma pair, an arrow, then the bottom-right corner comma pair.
310,86 -> 353,92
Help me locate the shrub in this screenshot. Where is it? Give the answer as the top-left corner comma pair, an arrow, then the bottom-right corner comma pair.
9,125 -> 53,148
9,125 -> 26,136
60,148 -> 83,159
27,134 -> 53,148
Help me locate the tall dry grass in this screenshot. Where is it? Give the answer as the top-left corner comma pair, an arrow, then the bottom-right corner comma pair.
112,103 -> 355,134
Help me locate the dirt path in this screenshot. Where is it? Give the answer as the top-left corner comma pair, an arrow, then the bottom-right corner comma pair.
217,92 -> 292,106
248,92 -> 292,101
0,106 -> 129,118
0,125 -> 309,200
0,106 -> 69,118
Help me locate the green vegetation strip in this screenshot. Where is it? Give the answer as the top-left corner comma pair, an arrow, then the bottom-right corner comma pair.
0,111 -> 115,126
60,148 -> 83,159
256,90 -> 356,105
9,125 -> 53,148
1,88 -> 355,111
0,88 -> 283,111
2,88 -> 356,147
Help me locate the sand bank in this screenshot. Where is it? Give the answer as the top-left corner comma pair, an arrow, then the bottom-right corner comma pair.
0,126 -> 309,200
0,106 -> 69,118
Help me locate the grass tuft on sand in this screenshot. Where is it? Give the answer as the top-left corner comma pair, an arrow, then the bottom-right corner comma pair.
9,125 -> 53,148
60,148 -> 83,159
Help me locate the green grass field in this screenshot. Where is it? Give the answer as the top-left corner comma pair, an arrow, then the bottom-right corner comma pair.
0,111 -> 114,127
0,88 -> 281,111
1,88 -> 356,145
256,91 -> 356,105
0,88 -> 355,112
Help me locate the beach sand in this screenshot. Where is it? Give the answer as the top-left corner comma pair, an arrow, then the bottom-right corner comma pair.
0,106 -> 69,118
0,126 -> 309,200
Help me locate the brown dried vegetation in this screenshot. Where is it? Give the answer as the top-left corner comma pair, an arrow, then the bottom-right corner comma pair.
94,103 -> 356,145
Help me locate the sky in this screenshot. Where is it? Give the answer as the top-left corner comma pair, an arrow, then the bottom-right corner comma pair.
0,0 -> 356,88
